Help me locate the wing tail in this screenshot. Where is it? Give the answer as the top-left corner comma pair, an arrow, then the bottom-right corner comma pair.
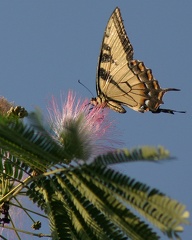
164,88 -> 181,92
152,108 -> 186,114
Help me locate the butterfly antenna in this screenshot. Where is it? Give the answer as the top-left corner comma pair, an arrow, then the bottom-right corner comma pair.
78,80 -> 94,97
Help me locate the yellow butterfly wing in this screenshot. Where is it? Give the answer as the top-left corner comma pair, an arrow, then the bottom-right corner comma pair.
92,7 -> 183,114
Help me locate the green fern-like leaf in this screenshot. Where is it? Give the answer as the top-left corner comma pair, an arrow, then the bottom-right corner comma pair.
80,162 -> 189,238
58,167 -> 160,240
53,174 -> 131,240
94,146 -> 170,166
0,149 -> 28,181
0,115 -> 71,172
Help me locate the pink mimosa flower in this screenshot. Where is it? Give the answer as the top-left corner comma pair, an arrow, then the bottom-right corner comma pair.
47,91 -> 119,161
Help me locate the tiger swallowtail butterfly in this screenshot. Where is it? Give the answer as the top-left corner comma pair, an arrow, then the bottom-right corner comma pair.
91,7 -> 185,114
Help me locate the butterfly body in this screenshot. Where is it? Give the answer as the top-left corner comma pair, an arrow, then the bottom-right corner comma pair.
92,7 -> 185,114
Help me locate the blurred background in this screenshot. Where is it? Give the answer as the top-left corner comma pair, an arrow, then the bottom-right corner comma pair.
0,1 -> 191,239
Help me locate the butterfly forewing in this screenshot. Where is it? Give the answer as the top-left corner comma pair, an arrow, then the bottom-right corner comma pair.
97,8 -> 153,112
96,8 -> 133,95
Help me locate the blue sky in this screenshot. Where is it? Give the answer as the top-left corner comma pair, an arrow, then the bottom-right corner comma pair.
0,1 -> 191,239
